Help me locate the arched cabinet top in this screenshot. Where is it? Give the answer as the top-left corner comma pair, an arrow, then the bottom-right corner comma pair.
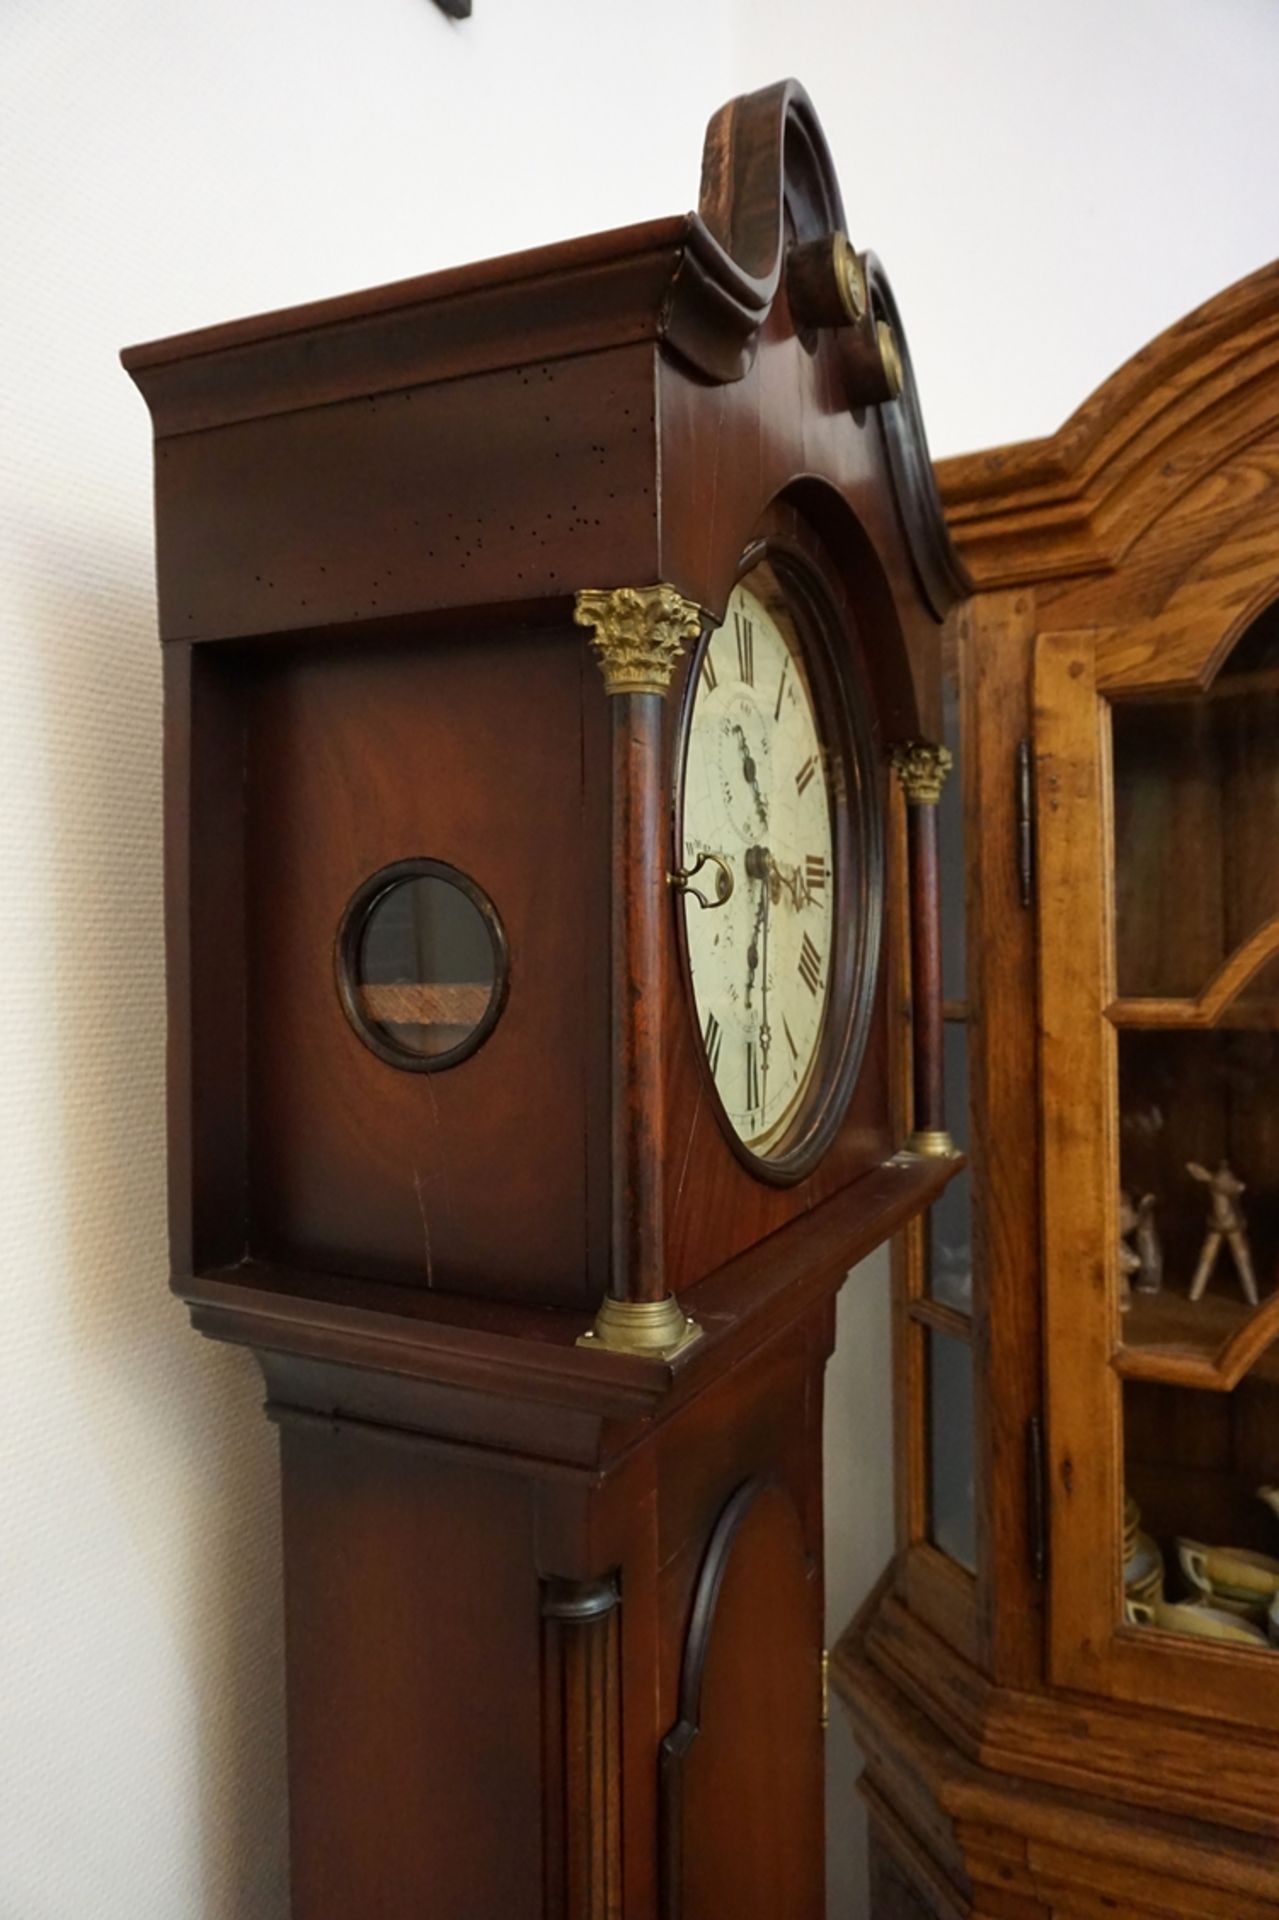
938,260 -> 1279,591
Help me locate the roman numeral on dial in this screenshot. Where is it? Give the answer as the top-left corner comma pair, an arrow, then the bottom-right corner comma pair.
704,1010 -> 723,1078
701,651 -> 718,694
798,933 -> 823,997
805,855 -> 827,893
734,611 -> 755,686
795,755 -> 818,796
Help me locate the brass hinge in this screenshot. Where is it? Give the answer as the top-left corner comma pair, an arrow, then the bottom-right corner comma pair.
1027,1413 -> 1048,1583
820,1648 -> 830,1729
1016,739 -> 1035,908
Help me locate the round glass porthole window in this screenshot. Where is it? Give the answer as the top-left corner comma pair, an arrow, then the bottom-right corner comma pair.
336,859 -> 507,1070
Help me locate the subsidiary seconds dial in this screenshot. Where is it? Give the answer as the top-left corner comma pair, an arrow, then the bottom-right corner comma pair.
678,566 -> 838,1163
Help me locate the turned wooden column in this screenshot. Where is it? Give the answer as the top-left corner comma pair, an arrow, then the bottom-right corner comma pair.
891,741 -> 955,1157
574,585 -> 704,1357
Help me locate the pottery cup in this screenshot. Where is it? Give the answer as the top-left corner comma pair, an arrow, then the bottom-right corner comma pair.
1177,1538 -> 1279,1619
1125,1596 -> 1269,1648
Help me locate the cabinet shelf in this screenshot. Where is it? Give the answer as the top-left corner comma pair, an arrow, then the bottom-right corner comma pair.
1116,1287 -> 1279,1391
1126,665 -> 1279,705
1108,915 -> 1279,1031
1110,1001 -> 1279,1031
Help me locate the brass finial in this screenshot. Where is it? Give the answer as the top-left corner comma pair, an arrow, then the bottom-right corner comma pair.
891,741 -> 953,806
787,230 -> 869,331
574,585 -> 703,697
833,236 -> 868,325
876,321 -> 904,400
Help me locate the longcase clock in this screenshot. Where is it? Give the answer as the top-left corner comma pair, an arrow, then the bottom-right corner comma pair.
124,81 -> 965,1920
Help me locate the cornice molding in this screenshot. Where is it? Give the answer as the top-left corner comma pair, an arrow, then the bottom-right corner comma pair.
936,260 -> 1279,589
124,80 -> 967,623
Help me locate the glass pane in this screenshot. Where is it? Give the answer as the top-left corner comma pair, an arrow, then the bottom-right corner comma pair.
1113,601 -> 1279,1002
1114,608 -> 1279,1650
1119,1026 -> 1279,1385
342,864 -> 504,1066
928,1329 -> 976,1572
938,656 -> 966,1002
1234,949 -> 1279,1024
1222,596 -> 1279,676
928,1022 -> 972,1312
1113,593 -> 1279,1395
1123,1375 -> 1279,1652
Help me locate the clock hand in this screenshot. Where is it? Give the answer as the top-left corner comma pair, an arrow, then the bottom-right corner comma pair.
731,722 -> 769,829
744,882 -> 766,1011
741,844 -> 771,1117
759,857 -> 771,1116
769,855 -> 810,912
749,846 -> 809,913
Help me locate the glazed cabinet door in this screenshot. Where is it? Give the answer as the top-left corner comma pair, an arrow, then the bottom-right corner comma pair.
1036,597 -> 1279,1728
890,597 -> 1044,1687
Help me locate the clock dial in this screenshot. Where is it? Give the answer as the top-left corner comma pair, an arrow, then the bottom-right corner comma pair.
679,568 -> 838,1158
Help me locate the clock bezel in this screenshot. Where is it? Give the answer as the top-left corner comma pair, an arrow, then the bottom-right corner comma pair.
672,520 -> 885,1186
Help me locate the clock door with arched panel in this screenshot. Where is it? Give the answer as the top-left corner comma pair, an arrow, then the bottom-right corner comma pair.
661,1480 -> 825,1920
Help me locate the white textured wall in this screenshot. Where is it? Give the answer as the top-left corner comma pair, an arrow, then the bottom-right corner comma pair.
2,3 -> 1276,1916
734,0 -> 1279,454
0,5 -> 733,1916
823,1252 -> 896,1913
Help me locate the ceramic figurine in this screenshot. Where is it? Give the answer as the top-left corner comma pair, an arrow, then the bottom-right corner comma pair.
1118,1190 -> 1141,1313
1122,1102 -> 1165,1145
1134,1192 -> 1163,1295
1187,1161 -> 1259,1306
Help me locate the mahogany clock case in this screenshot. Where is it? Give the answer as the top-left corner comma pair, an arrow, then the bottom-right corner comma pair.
124,81 -> 967,1920
133,92 -> 956,1323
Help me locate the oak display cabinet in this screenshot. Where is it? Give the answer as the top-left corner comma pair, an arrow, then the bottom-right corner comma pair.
837,263 -> 1279,1916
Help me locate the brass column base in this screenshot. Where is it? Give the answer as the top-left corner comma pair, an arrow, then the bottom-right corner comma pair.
904,1128 -> 959,1159
577,1293 -> 703,1361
